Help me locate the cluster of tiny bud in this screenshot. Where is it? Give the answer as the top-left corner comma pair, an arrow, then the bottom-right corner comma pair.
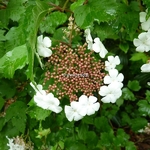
63,15 -> 80,39
43,43 -> 105,101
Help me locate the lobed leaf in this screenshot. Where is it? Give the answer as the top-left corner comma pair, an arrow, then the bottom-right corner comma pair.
127,80 -> 141,91
74,0 -> 117,28
40,11 -> 67,34
5,101 -> 27,133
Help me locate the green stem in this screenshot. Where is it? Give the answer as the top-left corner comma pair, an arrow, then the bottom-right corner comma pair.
62,0 -> 69,12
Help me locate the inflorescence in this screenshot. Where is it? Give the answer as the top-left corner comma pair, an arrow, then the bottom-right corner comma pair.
43,43 -> 105,101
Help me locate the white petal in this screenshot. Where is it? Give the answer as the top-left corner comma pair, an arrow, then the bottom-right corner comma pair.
37,35 -> 43,44
104,75 -> 112,84
117,73 -> 124,82
136,45 -> 146,52
78,95 -> 88,103
84,29 -> 93,50
78,107 -> 87,116
147,82 -> 150,86
73,113 -> 83,121
88,96 -> 97,103
43,37 -> 51,47
138,32 -> 147,40
133,38 -> 141,47
65,106 -> 75,122
99,48 -> 108,58
114,56 -> 120,65
49,105 -> 62,113
92,38 -> 101,53
111,81 -> 123,89
141,63 -> 150,72
109,69 -> 118,78
141,18 -> 150,31
37,46 -> 52,57
99,85 -> 110,96
71,101 -> 80,110
92,102 -> 100,111
139,12 -> 146,22
86,107 -> 95,116
93,38 -> 108,58
108,56 -> 114,62
101,94 -> 116,103
34,95 -> 48,109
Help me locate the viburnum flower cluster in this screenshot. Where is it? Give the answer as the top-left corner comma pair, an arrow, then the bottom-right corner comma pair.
99,56 -> 124,103
32,28 -> 124,121
43,43 -> 105,101
133,10 -> 150,73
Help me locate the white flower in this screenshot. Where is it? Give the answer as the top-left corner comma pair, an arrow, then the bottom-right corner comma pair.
140,11 -> 150,31
84,29 -> 93,49
99,84 -> 122,103
105,55 -> 120,71
104,69 -> 124,88
141,63 -> 150,72
65,101 -> 83,122
92,38 -> 108,58
37,35 -> 52,57
6,136 -> 25,150
133,31 -> 150,52
78,95 -> 100,116
30,82 -> 62,113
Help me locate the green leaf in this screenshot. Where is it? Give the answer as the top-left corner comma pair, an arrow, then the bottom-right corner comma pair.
115,2 -> 139,40
122,88 -> 136,101
146,90 -> 150,102
85,131 -> 98,148
27,105 -> 51,121
0,97 -> 5,111
70,0 -> 85,11
77,123 -> 88,141
27,0 -> 50,80
0,79 -> 16,98
130,117 -> 148,132
137,100 -> 150,116
74,0 -> 117,28
0,117 -> 5,131
116,97 -> 124,107
125,142 -> 137,150
127,80 -> 141,91
94,22 -> 119,41
40,11 -> 67,34
0,44 -> 28,78
69,142 -> 86,150
0,134 -> 8,150
5,27 -> 26,51
0,30 -> 6,41
99,130 -> 114,146
130,52 -> 148,62
5,101 -> 27,133
65,139 -> 86,150
119,42 -> 129,53
7,0 -> 27,22
94,116 -> 111,132
114,129 -> 129,146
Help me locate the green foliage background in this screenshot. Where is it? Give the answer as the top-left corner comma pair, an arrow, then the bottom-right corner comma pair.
0,0 -> 150,149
